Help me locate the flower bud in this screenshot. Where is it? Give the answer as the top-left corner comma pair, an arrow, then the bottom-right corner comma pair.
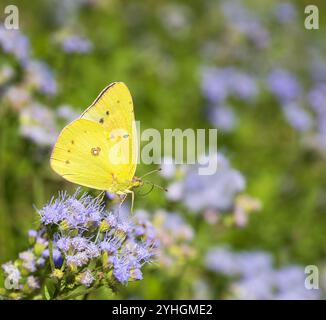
52,269 -> 64,280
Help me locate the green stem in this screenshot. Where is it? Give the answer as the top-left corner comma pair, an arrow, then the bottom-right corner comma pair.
57,287 -> 96,300
48,237 -> 55,272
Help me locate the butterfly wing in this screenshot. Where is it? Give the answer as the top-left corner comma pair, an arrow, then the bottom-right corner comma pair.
50,118 -> 133,192
80,82 -> 137,183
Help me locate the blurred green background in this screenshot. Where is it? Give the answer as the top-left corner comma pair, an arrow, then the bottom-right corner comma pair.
1,0 -> 326,299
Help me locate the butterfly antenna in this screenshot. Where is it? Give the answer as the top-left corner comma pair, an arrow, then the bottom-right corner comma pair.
138,183 -> 155,197
140,168 -> 162,179
143,180 -> 168,192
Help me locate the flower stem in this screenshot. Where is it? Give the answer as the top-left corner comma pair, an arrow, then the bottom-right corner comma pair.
48,237 -> 55,272
57,287 -> 96,300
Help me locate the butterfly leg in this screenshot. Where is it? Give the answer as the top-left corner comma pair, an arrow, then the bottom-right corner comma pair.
122,189 -> 135,213
94,190 -> 105,202
118,193 -> 127,209
117,190 -> 135,213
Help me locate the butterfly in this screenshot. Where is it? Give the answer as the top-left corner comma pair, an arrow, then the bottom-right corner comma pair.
50,82 -> 143,206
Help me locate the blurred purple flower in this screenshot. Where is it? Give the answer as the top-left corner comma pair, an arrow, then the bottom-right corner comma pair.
208,106 -> 237,132
57,105 -> 80,122
206,246 -> 320,300
20,103 -> 57,147
202,67 -> 258,104
282,103 -> 313,132
79,270 -> 94,287
274,3 -> 297,24
0,27 -> 30,64
220,0 -> 269,48
19,251 -> 37,272
27,276 -> 40,290
61,35 -> 93,54
25,60 -> 57,95
182,153 -> 245,212
205,247 -> 239,276
267,69 -> 301,103
308,83 -> 326,116
201,67 -> 229,103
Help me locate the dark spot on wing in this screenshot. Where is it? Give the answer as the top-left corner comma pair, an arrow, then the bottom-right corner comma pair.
71,140 -> 74,144
68,150 -> 71,153
65,160 -> 70,164
99,118 -> 104,124
106,111 -> 110,115
91,147 -> 101,156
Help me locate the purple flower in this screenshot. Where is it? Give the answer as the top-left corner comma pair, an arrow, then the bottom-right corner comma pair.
112,257 -> 130,284
57,105 -> 79,123
42,248 -> 63,267
236,251 -> 273,277
282,103 -> 313,132
274,3 -> 297,24
27,276 -> 40,290
19,251 -> 36,272
38,189 -> 105,228
267,69 -> 301,103
232,271 -> 274,299
20,103 -> 58,147
2,262 -> 21,284
205,247 -> 239,276
230,71 -> 258,100
220,0 -> 269,48
79,270 -> 94,287
308,83 -> 326,116
61,35 -> 93,54
201,67 -> 229,103
183,153 -> 245,212
208,106 -> 237,132
0,27 -> 30,64
28,230 -> 38,238
160,156 -> 176,178
36,190 -> 155,284
25,60 -> 57,95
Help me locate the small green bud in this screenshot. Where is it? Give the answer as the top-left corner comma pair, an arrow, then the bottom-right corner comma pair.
102,251 -> 109,270
99,220 -> 109,232
59,220 -> 69,231
34,242 -> 47,256
52,269 -> 64,280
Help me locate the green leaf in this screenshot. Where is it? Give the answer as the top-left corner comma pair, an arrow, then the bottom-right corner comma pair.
44,285 -> 51,300
42,278 -> 57,300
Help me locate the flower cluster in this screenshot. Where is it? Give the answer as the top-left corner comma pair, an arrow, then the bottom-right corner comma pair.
200,0 -> 326,158
160,153 -> 260,226
1,190 -> 156,299
205,247 -> 320,300
0,24 -> 81,148
135,209 -> 196,270
201,67 -> 258,132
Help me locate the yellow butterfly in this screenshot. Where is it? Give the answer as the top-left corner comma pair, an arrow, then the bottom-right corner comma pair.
50,82 -> 143,206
